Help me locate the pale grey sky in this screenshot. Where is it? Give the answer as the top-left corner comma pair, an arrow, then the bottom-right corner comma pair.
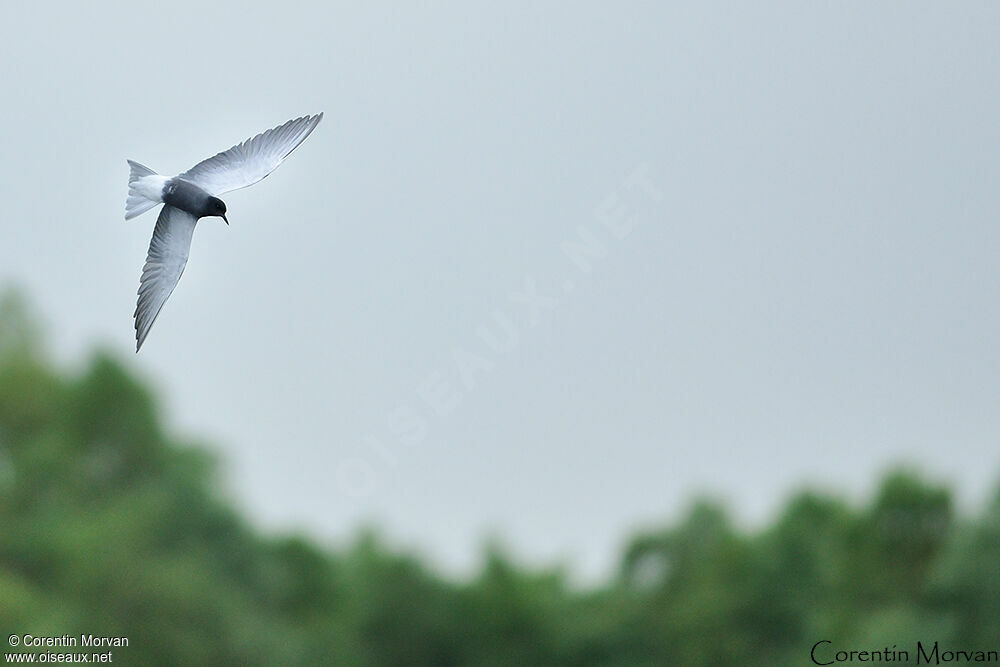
1,2 -> 998,580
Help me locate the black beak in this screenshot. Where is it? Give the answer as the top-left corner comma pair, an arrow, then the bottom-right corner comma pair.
222,215 -> 229,225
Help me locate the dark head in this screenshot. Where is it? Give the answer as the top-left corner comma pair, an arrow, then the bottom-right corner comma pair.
205,196 -> 228,224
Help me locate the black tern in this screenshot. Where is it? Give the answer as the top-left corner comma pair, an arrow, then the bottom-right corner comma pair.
125,113 -> 323,351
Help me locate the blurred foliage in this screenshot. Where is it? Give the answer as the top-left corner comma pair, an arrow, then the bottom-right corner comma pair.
0,288 -> 997,665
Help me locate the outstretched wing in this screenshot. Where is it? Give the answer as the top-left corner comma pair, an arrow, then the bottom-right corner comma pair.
177,113 -> 323,196
134,206 -> 198,351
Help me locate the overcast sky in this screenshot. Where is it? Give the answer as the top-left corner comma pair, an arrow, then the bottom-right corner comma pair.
1,2 -> 998,580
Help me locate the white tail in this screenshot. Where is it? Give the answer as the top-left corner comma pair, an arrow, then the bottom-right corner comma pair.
125,160 -> 164,220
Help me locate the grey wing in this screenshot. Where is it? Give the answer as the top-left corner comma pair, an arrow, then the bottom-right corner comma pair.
134,205 -> 199,351
177,113 -> 323,196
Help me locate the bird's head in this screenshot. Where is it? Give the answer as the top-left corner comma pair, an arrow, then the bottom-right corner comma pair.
206,196 -> 228,225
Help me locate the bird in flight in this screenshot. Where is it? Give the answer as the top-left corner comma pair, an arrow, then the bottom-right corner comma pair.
125,113 -> 323,351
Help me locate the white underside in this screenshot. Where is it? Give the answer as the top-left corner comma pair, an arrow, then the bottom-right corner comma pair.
126,173 -> 168,220
133,175 -> 168,202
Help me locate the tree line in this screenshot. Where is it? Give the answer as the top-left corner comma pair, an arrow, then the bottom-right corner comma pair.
0,291 -> 997,665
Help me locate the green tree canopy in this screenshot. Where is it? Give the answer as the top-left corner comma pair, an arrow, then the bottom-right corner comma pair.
0,289 -> 997,665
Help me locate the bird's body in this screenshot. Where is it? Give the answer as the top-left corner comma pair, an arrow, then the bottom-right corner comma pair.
161,178 -> 216,217
125,113 -> 323,351
131,175 -> 223,219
